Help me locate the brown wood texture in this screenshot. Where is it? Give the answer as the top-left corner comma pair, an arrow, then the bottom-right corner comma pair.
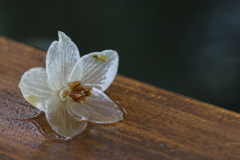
0,36 -> 240,160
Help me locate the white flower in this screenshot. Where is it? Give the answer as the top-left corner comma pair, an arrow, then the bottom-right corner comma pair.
18,31 -> 123,138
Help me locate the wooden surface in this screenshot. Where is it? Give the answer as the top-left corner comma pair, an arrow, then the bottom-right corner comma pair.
0,36 -> 240,160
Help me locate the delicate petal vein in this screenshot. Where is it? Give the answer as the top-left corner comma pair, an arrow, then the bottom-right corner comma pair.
69,50 -> 119,91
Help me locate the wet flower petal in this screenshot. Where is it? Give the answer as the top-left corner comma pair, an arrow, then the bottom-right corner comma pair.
46,31 -> 80,90
81,88 -> 123,123
69,50 -> 119,91
18,67 -> 52,111
45,95 -> 87,137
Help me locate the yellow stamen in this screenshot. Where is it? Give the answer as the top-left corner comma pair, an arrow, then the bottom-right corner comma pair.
61,90 -> 69,98
68,82 -> 93,104
86,92 -> 92,96
93,54 -> 108,62
68,81 -> 81,90
88,86 -> 93,90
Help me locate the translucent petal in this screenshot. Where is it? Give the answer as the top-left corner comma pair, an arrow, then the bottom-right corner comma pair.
65,100 -> 90,121
18,67 -> 51,111
45,95 -> 87,137
81,88 -> 123,124
69,50 -> 119,91
46,31 -> 80,90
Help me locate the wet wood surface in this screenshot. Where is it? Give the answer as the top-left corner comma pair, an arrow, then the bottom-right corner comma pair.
0,36 -> 240,160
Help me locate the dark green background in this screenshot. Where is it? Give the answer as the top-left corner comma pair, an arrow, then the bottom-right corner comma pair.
1,0 -> 240,112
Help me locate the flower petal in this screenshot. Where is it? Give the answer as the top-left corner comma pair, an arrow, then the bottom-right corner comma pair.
65,99 -> 90,121
18,67 -> 51,111
81,88 -> 123,123
69,50 -> 119,91
46,31 -> 80,90
45,95 -> 87,137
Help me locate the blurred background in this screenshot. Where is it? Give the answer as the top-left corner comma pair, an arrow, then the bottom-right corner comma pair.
1,0 -> 240,112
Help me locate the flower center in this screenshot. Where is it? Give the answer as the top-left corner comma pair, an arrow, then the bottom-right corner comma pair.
60,81 -> 93,103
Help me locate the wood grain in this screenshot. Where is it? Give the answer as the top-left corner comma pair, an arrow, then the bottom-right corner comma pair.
0,36 -> 240,160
